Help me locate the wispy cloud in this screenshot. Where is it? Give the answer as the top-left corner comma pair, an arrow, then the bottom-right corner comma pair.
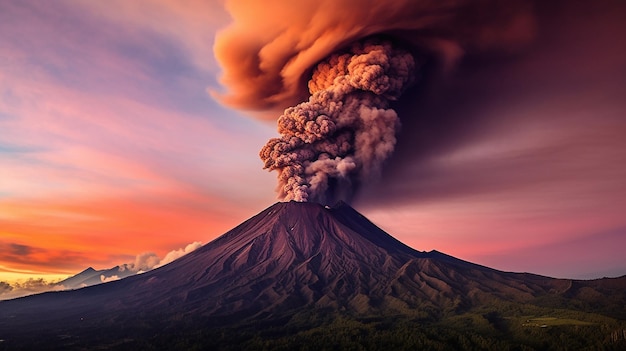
0,1 -> 275,281
0,241 -> 203,300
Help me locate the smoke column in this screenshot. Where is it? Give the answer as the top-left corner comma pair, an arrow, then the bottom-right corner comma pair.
214,0 -> 537,203
259,39 -> 416,203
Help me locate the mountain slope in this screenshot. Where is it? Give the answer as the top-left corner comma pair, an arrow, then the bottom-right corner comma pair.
0,201 -> 625,348
100,201 -> 427,318
55,267 -> 100,288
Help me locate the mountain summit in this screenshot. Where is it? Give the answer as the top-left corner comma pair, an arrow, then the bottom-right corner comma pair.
138,201 -> 582,319
143,200 -> 425,318
1,201 -> 625,348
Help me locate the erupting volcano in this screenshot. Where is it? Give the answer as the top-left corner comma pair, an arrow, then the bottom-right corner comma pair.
2,1 -> 626,349
1,202 -> 625,349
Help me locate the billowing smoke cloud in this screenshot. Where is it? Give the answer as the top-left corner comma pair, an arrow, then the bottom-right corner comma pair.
100,275 -> 120,283
120,252 -> 161,273
214,0 -> 534,112
259,39 -> 415,202
214,0 -> 536,202
120,241 -> 202,273
156,241 -> 202,268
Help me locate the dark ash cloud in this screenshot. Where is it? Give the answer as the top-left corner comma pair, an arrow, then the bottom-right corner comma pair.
215,0 -> 537,202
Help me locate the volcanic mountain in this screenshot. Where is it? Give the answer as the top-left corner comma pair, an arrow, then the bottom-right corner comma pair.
1,201 -> 625,349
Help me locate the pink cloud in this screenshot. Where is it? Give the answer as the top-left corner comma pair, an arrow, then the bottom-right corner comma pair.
0,0 -> 278,283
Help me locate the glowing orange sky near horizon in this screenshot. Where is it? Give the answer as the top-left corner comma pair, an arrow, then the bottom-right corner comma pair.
1,0 -> 625,286
0,0 -> 276,284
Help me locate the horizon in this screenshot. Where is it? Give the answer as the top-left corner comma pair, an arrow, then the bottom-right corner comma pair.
1,198 -> 625,301
3,200 -> 624,287
1,0 -> 625,295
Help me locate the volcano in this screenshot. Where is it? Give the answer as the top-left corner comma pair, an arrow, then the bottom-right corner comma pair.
1,201 -> 625,349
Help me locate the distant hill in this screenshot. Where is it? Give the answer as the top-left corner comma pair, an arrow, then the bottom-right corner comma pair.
55,266 -> 136,290
1,201 -> 625,350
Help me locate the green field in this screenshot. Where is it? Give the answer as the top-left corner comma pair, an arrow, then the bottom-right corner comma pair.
521,316 -> 595,327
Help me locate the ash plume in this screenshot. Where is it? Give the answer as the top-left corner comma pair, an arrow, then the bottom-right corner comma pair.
259,39 -> 416,203
213,0 -> 535,112
214,0 -> 537,203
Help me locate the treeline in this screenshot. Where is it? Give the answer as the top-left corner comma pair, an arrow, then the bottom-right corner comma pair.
2,307 -> 625,350
121,310 -> 626,351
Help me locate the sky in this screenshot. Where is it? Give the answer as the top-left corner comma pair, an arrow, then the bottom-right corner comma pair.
1,0 -> 625,291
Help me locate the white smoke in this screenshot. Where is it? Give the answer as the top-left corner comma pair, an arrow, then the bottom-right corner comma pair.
120,241 -> 203,272
100,275 -> 120,283
119,252 -> 161,273
155,241 -> 202,268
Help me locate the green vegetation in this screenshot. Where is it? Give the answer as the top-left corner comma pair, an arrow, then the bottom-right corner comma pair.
1,301 -> 625,350
4,304 -> 624,351
521,317 -> 594,327
131,309 -> 625,351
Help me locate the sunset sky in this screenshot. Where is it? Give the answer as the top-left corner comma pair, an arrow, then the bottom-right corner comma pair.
1,0 -> 625,289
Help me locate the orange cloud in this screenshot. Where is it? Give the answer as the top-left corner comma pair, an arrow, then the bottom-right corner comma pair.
213,0 -> 535,112
0,194 -> 251,278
